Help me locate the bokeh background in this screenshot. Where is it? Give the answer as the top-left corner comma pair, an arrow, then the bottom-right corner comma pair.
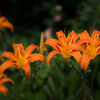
0,0 -> 100,100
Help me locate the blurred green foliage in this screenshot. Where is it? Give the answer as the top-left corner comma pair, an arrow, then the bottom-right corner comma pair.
0,0 -> 100,100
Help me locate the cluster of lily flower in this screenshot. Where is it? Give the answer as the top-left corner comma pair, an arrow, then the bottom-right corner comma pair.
0,16 -> 100,96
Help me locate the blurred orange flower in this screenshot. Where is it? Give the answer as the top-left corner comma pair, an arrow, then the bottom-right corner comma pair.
45,30 -> 81,66
0,16 -> 14,32
66,30 -> 100,70
1,43 -> 45,78
77,30 -> 100,70
0,74 -> 14,96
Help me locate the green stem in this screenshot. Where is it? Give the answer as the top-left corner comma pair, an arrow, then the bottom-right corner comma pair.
31,61 -> 42,81
66,59 -> 89,99
35,80 -> 52,99
91,61 -> 97,88
83,71 -> 89,100
38,76 -> 56,98
66,59 -> 85,79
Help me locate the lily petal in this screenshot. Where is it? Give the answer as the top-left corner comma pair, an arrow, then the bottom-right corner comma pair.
92,30 -> 100,45
13,43 -> 24,57
1,21 -> 14,32
25,44 -> 37,55
28,54 -> 45,64
0,85 -> 8,96
70,51 -> 81,63
23,63 -> 31,78
76,39 -> 91,44
0,78 -> 14,85
78,30 -> 90,40
56,30 -> 66,43
0,17 -> 7,23
66,31 -> 78,44
81,53 -> 92,70
97,47 -> 100,55
66,44 -> 85,52
46,50 -> 60,66
45,38 -> 60,51
92,29 -> 100,39
0,60 -> 17,73
1,51 -> 16,60
0,74 -> 7,79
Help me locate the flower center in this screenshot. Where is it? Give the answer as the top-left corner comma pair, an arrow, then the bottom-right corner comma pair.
60,44 -> 71,59
86,44 -> 97,59
16,54 -> 27,68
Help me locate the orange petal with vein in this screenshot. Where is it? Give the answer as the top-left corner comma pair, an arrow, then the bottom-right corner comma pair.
0,60 -> 17,73
28,54 -> 45,64
92,29 -> 100,39
1,51 -> 16,60
46,50 -> 60,66
0,17 -> 7,23
56,30 -> 66,43
13,43 -> 24,52
2,21 -> 14,32
66,44 -> 84,52
25,44 -> 37,55
0,85 -> 8,96
0,78 -> 14,85
23,63 -> 31,78
70,51 -> 81,63
97,49 -> 100,55
81,53 -> 92,70
67,31 -> 78,44
45,38 -> 60,51
13,43 -> 24,57
76,39 -> 91,44
78,30 -> 90,40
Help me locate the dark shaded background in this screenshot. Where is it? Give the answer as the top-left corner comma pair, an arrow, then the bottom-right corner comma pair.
0,0 -> 100,100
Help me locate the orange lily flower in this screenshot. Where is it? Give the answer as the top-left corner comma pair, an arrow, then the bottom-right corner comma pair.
0,43 -> 45,78
0,16 -> 14,32
45,30 -> 81,66
0,73 -> 14,96
66,30 -> 100,70
78,30 -> 100,70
